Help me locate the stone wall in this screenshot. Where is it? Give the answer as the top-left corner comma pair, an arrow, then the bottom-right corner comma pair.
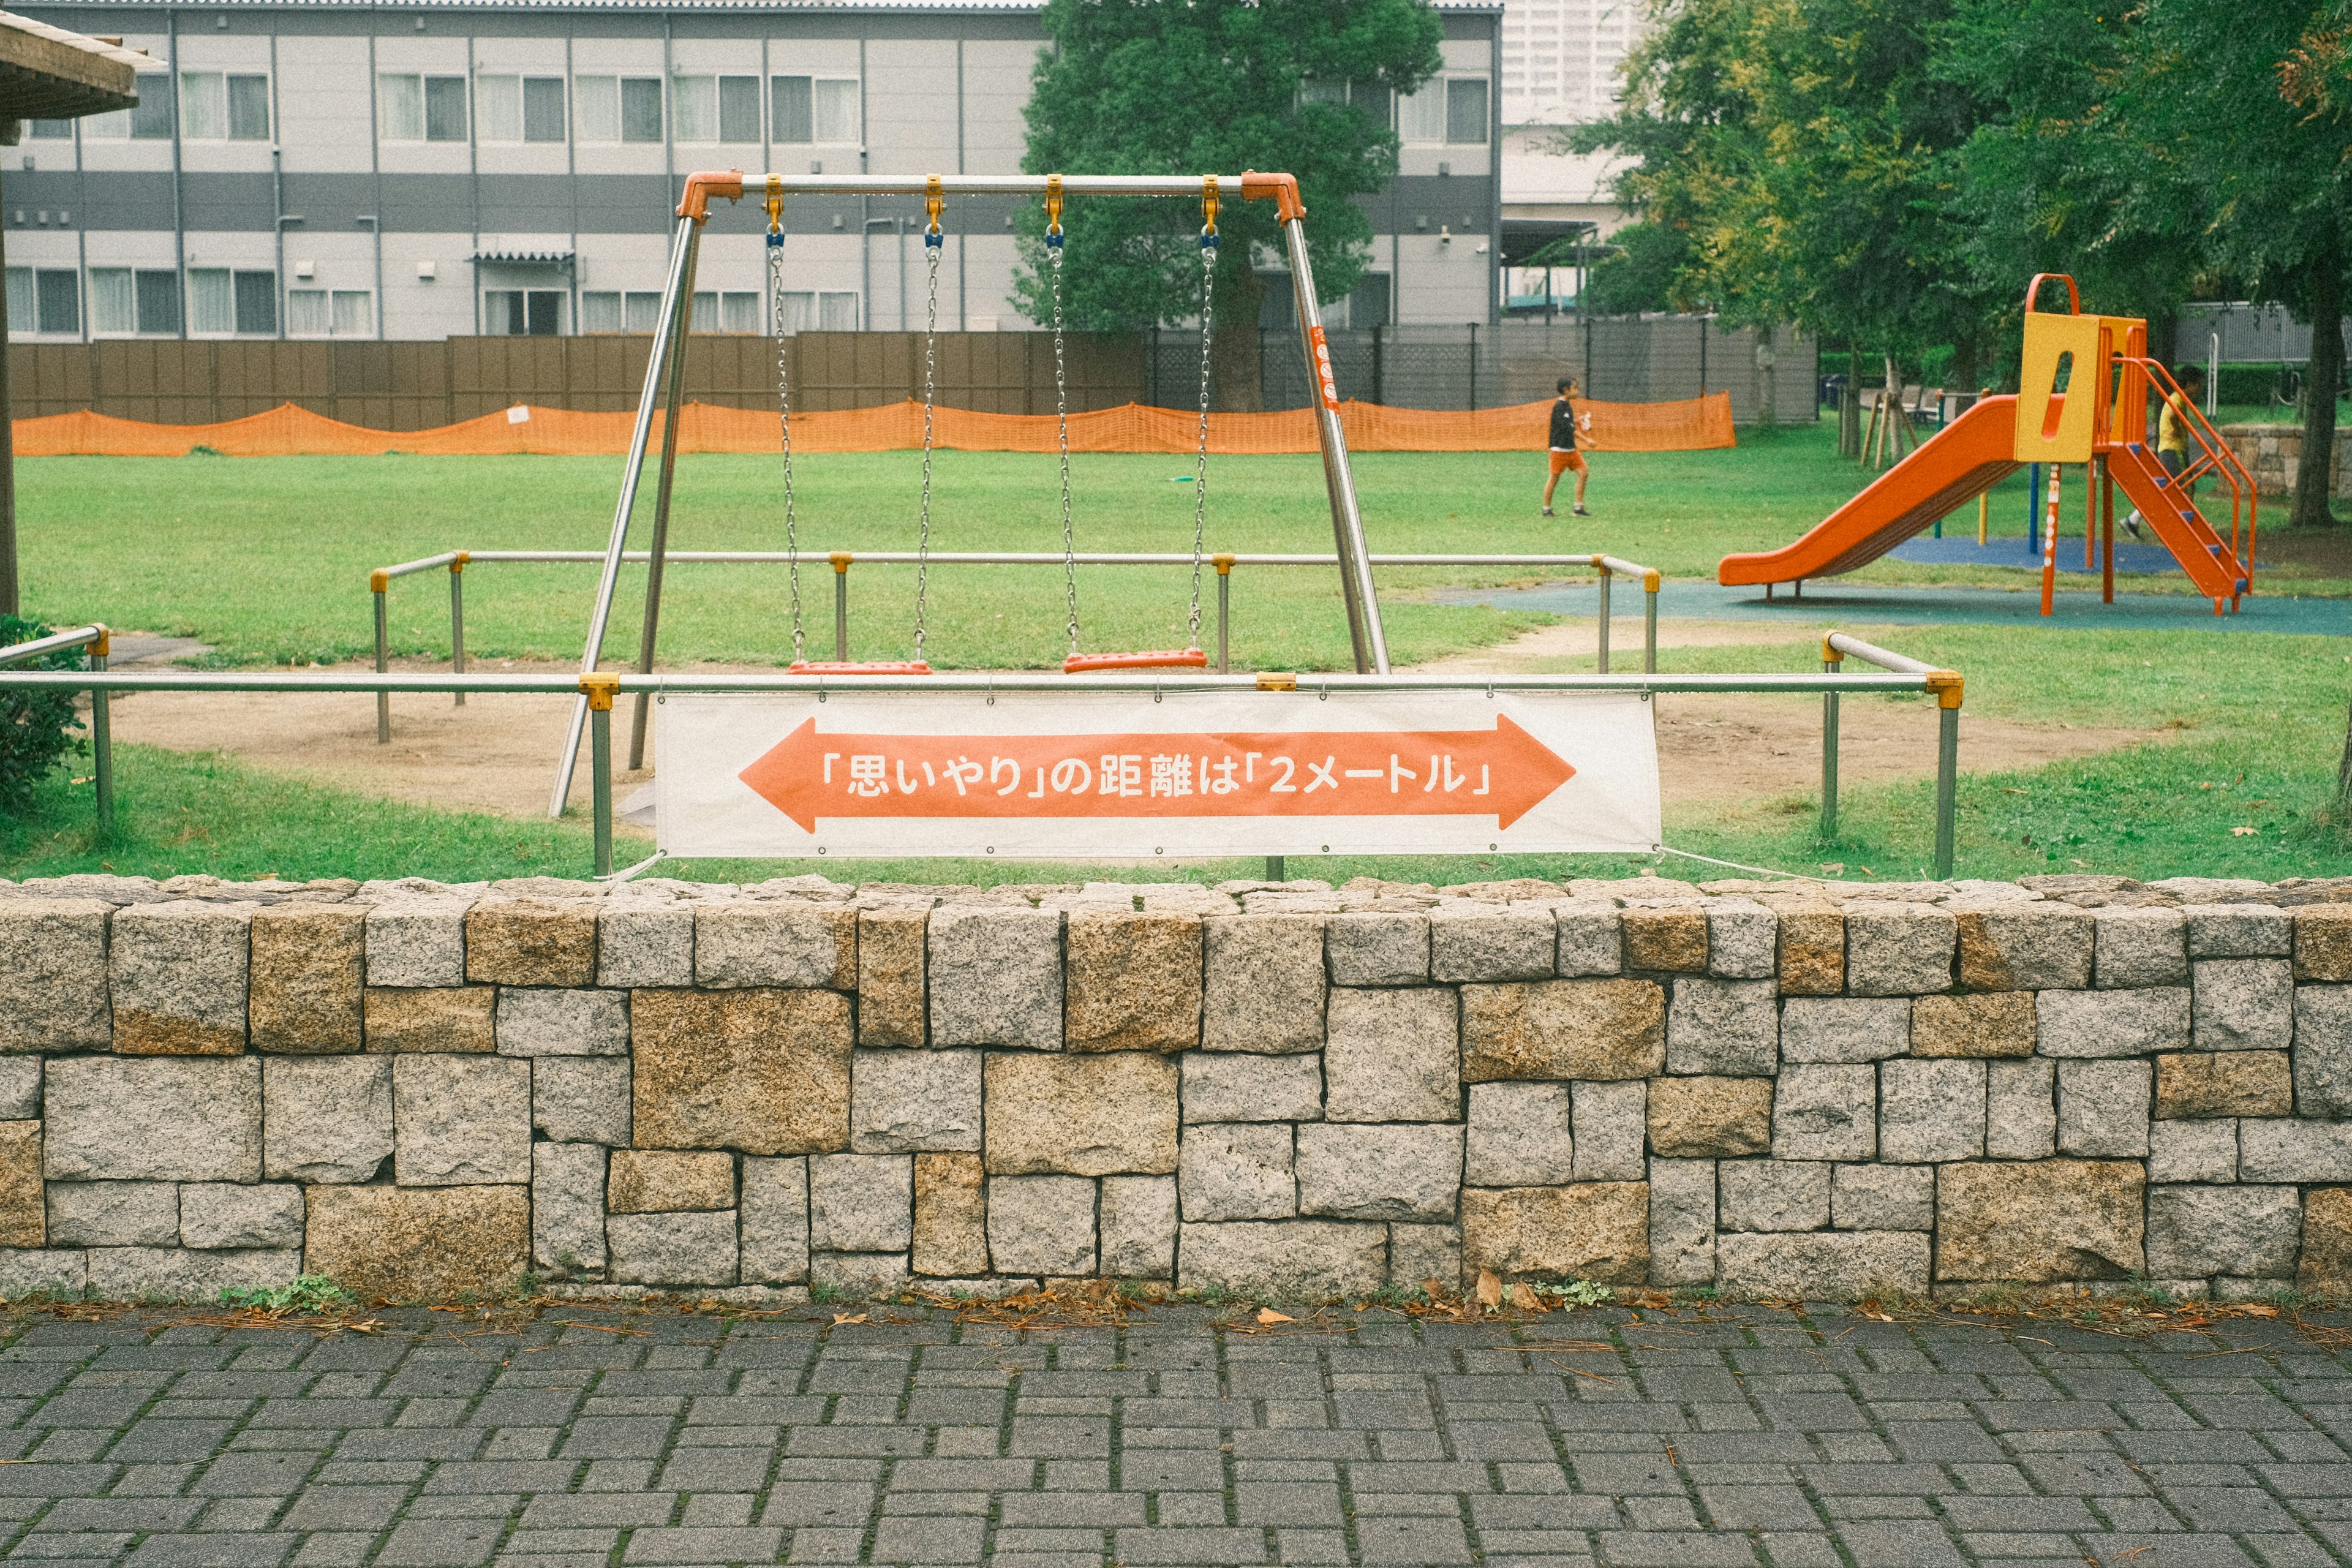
4,870 -> 2352,1305
2216,421 -> 2352,500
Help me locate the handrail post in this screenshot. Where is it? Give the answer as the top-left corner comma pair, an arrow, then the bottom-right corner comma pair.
372,569 -> 390,744
832,552 -> 852,661
88,627 -> 111,840
1213,554 -> 1235,674
1820,636 -> 1842,842
449,554 -> 468,707
1596,563 -> 1611,675
582,673 -> 619,876
1929,670 -> 1963,880
1642,568 -> 1659,674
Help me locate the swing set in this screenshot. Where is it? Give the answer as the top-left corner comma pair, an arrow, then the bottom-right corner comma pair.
550,170 -> 1391,818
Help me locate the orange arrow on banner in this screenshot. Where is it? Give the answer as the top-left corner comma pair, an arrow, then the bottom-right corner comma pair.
737,715 -> 1576,832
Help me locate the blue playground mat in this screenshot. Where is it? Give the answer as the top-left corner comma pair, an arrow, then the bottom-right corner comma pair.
1887,534 -> 2188,575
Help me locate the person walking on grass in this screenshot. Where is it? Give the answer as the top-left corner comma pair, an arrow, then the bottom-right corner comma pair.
2123,363 -> 2205,540
1542,375 -> 1591,517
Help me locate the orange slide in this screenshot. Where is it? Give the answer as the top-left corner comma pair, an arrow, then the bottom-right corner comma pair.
1718,395 -> 2021,586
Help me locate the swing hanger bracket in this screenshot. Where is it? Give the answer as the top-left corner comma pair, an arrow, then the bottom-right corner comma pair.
1044,173 -> 1064,252
1201,175 -> 1218,248
764,173 -> 783,245
924,173 -> 944,251
1240,170 -> 1305,224
677,170 -> 745,224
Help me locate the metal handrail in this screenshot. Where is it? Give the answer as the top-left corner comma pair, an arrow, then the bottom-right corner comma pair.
0,622 -> 112,837
2117,354 -> 2257,596
1820,631 -> 1964,874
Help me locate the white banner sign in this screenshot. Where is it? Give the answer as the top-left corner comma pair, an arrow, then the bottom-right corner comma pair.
654,689 -> 1660,859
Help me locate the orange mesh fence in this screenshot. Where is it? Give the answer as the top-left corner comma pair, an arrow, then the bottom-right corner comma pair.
14,391 -> 1732,458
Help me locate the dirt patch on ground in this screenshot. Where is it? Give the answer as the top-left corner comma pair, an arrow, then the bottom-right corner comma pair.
1417,617 -> 1825,673
2255,524 -> 2352,576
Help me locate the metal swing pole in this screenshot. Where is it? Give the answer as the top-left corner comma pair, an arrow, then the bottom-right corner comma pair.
548,194 -> 707,818
629,229 -> 703,771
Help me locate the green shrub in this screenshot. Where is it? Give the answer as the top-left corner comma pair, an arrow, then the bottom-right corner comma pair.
0,616 -> 86,815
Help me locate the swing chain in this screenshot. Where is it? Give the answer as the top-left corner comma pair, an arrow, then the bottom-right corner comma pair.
1047,175 -> 1079,660
766,175 -> 803,662
914,175 -> 944,662
1188,177 -> 1216,650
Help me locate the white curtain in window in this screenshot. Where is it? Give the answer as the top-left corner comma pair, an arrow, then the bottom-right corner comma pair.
691,290 -> 717,328
475,75 -> 521,143
774,291 -> 813,334
187,268 -> 233,334
287,289 -> 330,336
2,270 -> 29,335
379,74 -> 422,140
818,291 -> 858,331
813,78 -> 858,143
623,292 -> 662,333
180,72 -> 225,138
1399,81 -> 1446,144
579,292 -> 622,333
88,269 -> 134,334
671,76 -> 714,141
573,75 -> 617,141
720,292 -> 759,334
333,291 -> 372,336
82,108 -> 130,140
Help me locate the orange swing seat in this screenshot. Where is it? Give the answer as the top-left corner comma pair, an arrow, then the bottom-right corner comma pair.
1062,648 -> 1208,674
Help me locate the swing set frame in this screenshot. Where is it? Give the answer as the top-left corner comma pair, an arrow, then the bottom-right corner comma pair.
548,169 -> 1390,820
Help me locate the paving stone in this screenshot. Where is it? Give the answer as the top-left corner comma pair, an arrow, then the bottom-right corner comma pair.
1716,1159 -> 1830,1233
2186,903 -> 2292,959
608,1211 -> 737,1287
1909,992 -> 2034,1058
607,1150 -> 734,1213
1324,987 -> 1460,1121
110,902 -> 253,1056
0,898 -> 110,1051
929,907 -> 1062,1049
1177,1220 -> 1385,1297
595,899 -> 694,990
1777,998 -> 1910,1063
807,1154 -> 912,1253
739,1155 -> 809,1284
1770,1064 -> 1874,1162
1555,902 -> 1623,978
2154,1051 -> 2290,1120
362,988 -> 496,1054
1066,910 -> 1202,1053
532,1142 -> 606,1277
1200,914 -> 1325,1055
1934,1159 -> 2145,1282
2056,1059 -> 2151,1157
1879,1060 -> 1985,1163
46,1180 -> 178,1247
854,906 -> 927,1047
1570,1079 -> 1647,1182
1099,1174 -> 1177,1279
983,1052 -> 1178,1176
1665,979 -> 1777,1076
2293,984 -> 2352,1115
1830,1163 -> 1933,1231
2094,907 -> 2188,987
1706,903 -> 1777,981
531,1057 -> 630,1147
1294,1123 -> 1460,1221
1622,906 -> 1708,973
1985,1059 -> 2056,1160
1459,979 -> 1664,1082
1178,1123 -> 1295,1221
304,1185 -> 530,1299
393,1055 -> 530,1185
1956,904 -> 2093,992
630,988 -> 851,1156
364,897 -> 470,989
2149,1118 -> 2237,1184
1843,905 -> 1956,996
2146,1184 -> 2301,1279
263,1057 -> 392,1184
1776,904 -> 1845,995
248,905 -> 365,1055
494,989 -> 627,1057
1647,1076 -> 1771,1157
466,899 -> 597,987
1465,1083 -> 1573,1186
1430,903 -> 1556,982
1716,1232 -> 1930,1298
1179,1052 -> 1321,1124
986,1175 -> 1096,1276
179,1183 -> 303,1250
45,1057 -> 260,1183
1325,912 -> 1430,986
1461,1183 -> 1647,1283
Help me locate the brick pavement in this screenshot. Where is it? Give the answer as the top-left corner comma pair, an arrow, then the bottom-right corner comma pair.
0,1302 -> 2343,1567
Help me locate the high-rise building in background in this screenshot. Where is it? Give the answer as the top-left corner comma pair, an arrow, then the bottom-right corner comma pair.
1498,0 -> 1645,312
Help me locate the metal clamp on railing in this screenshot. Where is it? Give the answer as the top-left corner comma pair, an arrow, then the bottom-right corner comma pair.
1820,631 -> 1963,876
1,622 -> 112,838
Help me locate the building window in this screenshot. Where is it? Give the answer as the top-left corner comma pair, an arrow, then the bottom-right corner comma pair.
769,76 -> 858,144
486,289 -> 564,336
188,268 -> 277,334
773,290 -> 859,333
1445,77 -> 1489,143
6,268 -> 80,334
88,268 -> 183,334
1300,78 -> 1393,132
379,74 -> 467,141
579,290 -> 663,333
474,75 -> 565,143
574,75 -> 663,143
81,80 -> 173,140
522,77 -> 565,142
671,74 -> 760,142
27,119 -> 70,140
181,71 -> 270,140
688,290 -> 763,333
288,288 -> 374,336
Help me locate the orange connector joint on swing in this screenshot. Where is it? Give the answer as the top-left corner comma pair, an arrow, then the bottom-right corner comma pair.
1063,649 -> 1210,674
677,170 -> 746,223
1240,172 -> 1305,224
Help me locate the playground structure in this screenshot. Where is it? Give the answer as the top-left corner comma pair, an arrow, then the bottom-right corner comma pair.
1721,276 -> 2257,614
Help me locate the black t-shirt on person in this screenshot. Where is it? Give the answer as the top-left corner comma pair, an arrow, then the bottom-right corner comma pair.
1549,396 -> 1578,450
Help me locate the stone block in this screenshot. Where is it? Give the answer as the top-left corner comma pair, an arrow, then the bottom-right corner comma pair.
1622,907 -> 1707,973
1325,912 -> 1428,986
2298,1186 -> 2352,1292
1066,911 -> 1201,1054
248,905 -> 364,1055
1647,1076 -> 1772,1158
1177,1221 -> 1386,1298
364,897 -> 469,989
464,899 -> 596,987
532,1142 -> 606,1276
1430,903 -> 1556,983
1714,1232 -> 1931,1299
1390,1223 -> 1462,1289
2187,904 -> 2291,959
362,988 -> 495,1054
1985,1059 -> 2056,1161
631,988 -> 852,1156
1570,1080 -> 1647,1182
596,900 -> 694,990
494,989 -> 628,1057
1648,1157 -> 1716,1286
2191,959 -> 2293,1052
1200,915 -> 1326,1054
809,1253 -> 910,1297
608,1149 -> 734,1213
0,1122 -> 36,1250
1770,1064 -> 1875,1162
2094,907 -> 2188,988
1878,1060 -> 1985,1164
1910,993 -> 2035,1058
1555,902 -> 1622,978
1843,905 -> 1956,996
987,1175 -> 1097,1277
86,1246 -> 300,1301
1325,987 -> 1460,1121
984,1053 -> 1178,1177
741,1156 -> 810,1284
1460,979 -> 1664,1083
532,1057 -> 630,1147
1178,1123 -> 1295,1222
178,1182 -> 303,1251
47,1181 -> 176,1247
262,1056 -> 392,1184
1461,1184 -> 1648,1283
1466,1083 -> 1574,1186
1779,998 -> 1910,1063
1180,1053 -> 1321,1125
2237,1120 -> 2352,1183
910,1152 -> 985,1278
2296,905 -> 2352,982
1955,905 -> 2093,992
1664,978 -> 1777,1076
1295,1123 -> 1460,1221
0,1060 -> 38,1120
1934,1160 -> 2145,1283
45,1057 -> 259,1183
692,901 -> 856,990
1830,1164 -> 1933,1232
2035,989 -> 2189,1057
855,907 -> 929,1047
1716,1159 -> 1830,1233
304,1185 -> 530,1300
0,1250 -> 86,1297
0,898 -> 110,1051
851,1048 -> 982,1154
2156,1052 -> 2291,1120
1100,1175 -> 1177,1280
2297,984 -> 2352,1117
2147,1184 -> 2301,1280
1775,905 -> 1845,997
1706,903 -> 1777,980
2057,1059 -> 2152,1157
110,901 -> 251,1056
608,1211 -> 738,1288
393,1056 -> 530,1186
929,907 -> 1062,1049
2150,1118 -> 2237,1185
809,1154 -> 913,1253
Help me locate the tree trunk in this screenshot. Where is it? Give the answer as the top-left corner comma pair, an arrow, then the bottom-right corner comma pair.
2296,255 -> 2344,529
2339,687 -> 2352,816
1210,262 -> 1266,413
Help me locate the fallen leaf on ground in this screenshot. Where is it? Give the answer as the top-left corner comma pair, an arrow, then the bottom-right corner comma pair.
831,1313 -> 869,1325
1509,1283 -> 1543,1313
1256,1308 -> 1294,1325
1476,1270 -> 1503,1309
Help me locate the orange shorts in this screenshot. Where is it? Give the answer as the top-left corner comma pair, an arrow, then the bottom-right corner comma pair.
1549,448 -> 1587,475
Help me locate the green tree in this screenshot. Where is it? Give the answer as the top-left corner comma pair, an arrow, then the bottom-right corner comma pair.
1580,222 -> 1691,315
1017,0 -> 1442,410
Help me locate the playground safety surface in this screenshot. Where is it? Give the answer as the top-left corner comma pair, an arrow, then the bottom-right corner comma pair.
1,1299 -> 2347,1567
1440,579 -> 2352,634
